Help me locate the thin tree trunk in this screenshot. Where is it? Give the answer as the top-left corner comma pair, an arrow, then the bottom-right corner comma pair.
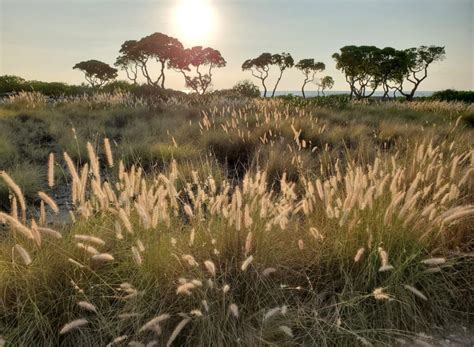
271,70 -> 284,98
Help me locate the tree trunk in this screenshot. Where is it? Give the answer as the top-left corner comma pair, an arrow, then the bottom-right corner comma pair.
160,61 -> 166,88
271,70 -> 284,98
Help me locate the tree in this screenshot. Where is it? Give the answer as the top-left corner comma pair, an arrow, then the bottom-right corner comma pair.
318,76 -> 334,96
332,46 -> 380,99
171,46 -> 226,95
73,60 -> 117,88
115,33 -> 184,88
139,32 -> 184,88
232,80 -> 260,98
270,53 -> 294,97
115,40 -> 146,85
396,45 -> 445,101
295,59 -> 325,98
242,53 -> 273,97
0,75 -> 26,93
376,47 -> 409,99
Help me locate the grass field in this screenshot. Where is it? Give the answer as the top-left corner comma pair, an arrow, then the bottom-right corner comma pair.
0,92 -> 473,346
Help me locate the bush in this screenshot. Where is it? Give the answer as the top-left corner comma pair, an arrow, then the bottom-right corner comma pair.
232,80 -> 261,98
431,89 -> 474,103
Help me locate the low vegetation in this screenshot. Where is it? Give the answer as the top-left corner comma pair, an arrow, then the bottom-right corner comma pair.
0,93 -> 473,346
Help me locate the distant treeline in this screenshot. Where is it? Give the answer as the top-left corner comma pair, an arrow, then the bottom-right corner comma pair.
1,75 -> 472,103
0,75 -> 261,99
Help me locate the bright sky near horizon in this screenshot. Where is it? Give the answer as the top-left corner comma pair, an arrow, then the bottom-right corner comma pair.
0,0 -> 473,91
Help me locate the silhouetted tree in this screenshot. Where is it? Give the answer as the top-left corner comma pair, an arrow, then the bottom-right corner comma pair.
319,76 -> 334,96
139,33 -> 184,88
232,80 -> 260,98
171,46 -> 226,95
396,45 -> 445,101
73,60 -> 117,88
376,47 -> 409,99
115,40 -> 145,85
270,53 -> 294,97
295,59 -> 325,98
116,33 -> 183,88
242,53 -> 273,97
332,46 -> 380,99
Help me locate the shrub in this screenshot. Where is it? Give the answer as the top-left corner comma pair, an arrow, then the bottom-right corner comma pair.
232,80 -> 261,98
203,132 -> 257,177
431,89 -> 474,103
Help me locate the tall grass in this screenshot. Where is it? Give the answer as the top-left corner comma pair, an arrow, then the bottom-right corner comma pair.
0,96 -> 473,346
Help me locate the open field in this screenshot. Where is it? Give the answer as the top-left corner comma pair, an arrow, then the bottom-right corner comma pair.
0,93 -> 473,346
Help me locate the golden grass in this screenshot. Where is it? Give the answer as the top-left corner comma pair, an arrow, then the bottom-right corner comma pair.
0,98 -> 473,346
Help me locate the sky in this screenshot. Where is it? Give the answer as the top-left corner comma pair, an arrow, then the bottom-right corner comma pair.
0,0 -> 473,92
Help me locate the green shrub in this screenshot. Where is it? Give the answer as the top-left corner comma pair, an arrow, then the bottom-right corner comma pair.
232,80 -> 261,98
432,89 -> 474,103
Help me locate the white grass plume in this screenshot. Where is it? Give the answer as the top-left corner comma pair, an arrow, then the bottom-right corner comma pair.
139,314 -> 170,333
48,152 -> 55,187
0,171 -> 26,222
182,254 -> 198,267
229,303 -> 239,318
38,227 -> 62,239
59,318 -> 88,335
14,244 -> 32,265
104,138 -> 114,168
241,255 -> 254,271
77,301 -> 97,313
354,247 -> 365,262
131,246 -> 142,266
279,325 -> 293,338
74,234 -> 106,246
204,260 -> 216,277
421,258 -> 446,266
76,242 -> 99,255
68,258 -> 85,268
166,317 -> 191,347
92,253 -> 114,262
404,284 -> 428,301
38,191 -> 59,214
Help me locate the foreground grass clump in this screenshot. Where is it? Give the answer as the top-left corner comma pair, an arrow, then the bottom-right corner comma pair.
0,126 -> 473,345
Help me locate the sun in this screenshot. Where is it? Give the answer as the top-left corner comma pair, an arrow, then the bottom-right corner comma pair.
174,0 -> 216,44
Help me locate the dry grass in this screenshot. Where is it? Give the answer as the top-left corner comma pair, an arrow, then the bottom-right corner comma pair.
0,97 -> 473,346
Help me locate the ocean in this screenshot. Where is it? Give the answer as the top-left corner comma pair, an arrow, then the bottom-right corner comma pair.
269,91 -> 434,97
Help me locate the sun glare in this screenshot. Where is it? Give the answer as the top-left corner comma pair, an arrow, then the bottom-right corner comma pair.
174,0 -> 216,44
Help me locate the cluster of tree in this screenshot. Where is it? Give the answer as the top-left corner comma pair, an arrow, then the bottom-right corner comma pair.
242,53 -> 333,98
332,45 -> 445,100
73,32 -> 226,95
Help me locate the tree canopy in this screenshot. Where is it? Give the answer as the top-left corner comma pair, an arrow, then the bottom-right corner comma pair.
171,46 -> 226,95
318,75 -> 334,96
397,45 -> 445,100
73,60 -> 117,88
115,33 -> 184,88
295,59 -> 325,98
242,53 -> 273,97
270,53 -> 294,97
333,45 -> 445,100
